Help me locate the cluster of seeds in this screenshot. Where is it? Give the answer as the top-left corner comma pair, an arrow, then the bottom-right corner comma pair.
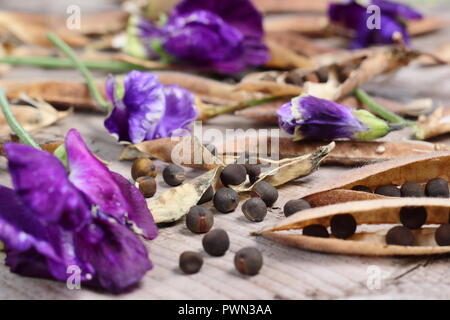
352,178 -> 450,198
179,228 -> 263,276
131,157 -> 158,198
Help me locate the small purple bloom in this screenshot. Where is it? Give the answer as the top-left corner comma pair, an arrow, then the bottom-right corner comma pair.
276,95 -> 390,141
104,71 -> 198,144
0,129 -> 157,293
126,0 -> 270,74
328,0 -> 422,49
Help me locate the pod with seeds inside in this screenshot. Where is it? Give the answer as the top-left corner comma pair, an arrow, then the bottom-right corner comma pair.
400,181 -> 424,197
386,226 -> 414,246
425,178 -> 449,198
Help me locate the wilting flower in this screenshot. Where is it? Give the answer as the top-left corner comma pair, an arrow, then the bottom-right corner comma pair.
126,0 -> 270,74
328,0 -> 422,49
0,129 -> 157,293
277,95 -> 391,141
104,70 -> 198,144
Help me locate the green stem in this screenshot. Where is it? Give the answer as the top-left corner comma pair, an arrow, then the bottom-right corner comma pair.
0,56 -> 149,72
354,88 -> 414,126
203,96 -> 281,119
46,32 -> 111,113
0,88 -> 41,149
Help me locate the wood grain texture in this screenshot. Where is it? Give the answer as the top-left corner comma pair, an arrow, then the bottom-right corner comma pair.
0,0 -> 450,300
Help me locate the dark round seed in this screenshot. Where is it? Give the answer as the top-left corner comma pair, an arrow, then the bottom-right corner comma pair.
204,144 -> 217,156
351,185 -> 372,193
242,198 -> 267,222
131,157 -> 157,180
137,176 -> 157,198
162,164 -> 186,186
386,226 -> 414,246
234,247 -> 263,276
374,185 -> 401,197
186,206 -> 214,233
330,214 -> 357,239
425,178 -> 449,198
197,186 -> 214,205
435,224 -> 450,246
303,224 -> 329,238
179,251 -> 203,274
213,188 -> 239,213
251,181 -> 278,207
283,199 -> 311,217
202,229 -> 230,256
220,164 -> 247,186
400,181 -> 424,197
246,165 -> 261,185
399,206 -> 427,229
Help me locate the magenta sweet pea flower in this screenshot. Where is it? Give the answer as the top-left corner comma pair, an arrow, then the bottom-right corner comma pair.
328,0 -> 422,49
104,70 -> 198,144
0,129 -> 157,294
277,95 -> 391,141
125,0 -> 270,74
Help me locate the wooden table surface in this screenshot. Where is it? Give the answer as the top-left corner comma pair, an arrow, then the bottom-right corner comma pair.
1,0 -> 450,300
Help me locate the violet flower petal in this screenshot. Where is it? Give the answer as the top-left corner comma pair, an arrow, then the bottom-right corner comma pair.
111,172 -> 158,240
4,143 -> 91,230
75,218 -> 152,294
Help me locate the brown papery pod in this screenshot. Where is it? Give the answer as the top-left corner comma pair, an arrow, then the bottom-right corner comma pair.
253,0 -> 330,13
265,32 -> 336,57
415,106 -> 450,140
149,166 -> 222,224
255,198 -> 450,256
264,14 -> 330,36
407,17 -> 449,37
300,152 -> 450,207
265,40 -> 315,69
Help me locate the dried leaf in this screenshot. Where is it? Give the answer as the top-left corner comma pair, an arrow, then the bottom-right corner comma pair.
264,14 -> 330,36
418,43 -> 450,66
120,135 -> 224,170
266,32 -> 336,57
265,39 -> 315,69
0,97 -> 71,136
256,198 -> 450,256
253,0 -> 330,13
300,151 -> 450,206
148,166 -> 222,224
415,106 -> 450,140
237,142 -> 334,192
407,17 -> 448,36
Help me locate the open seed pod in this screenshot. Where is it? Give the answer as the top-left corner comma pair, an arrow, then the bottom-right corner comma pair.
256,198 -> 450,256
300,152 -> 450,207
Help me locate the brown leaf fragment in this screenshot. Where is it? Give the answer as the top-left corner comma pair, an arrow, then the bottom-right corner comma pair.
266,31 -> 337,57
264,14 -> 330,36
415,106 -> 450,140
299,151 -> 450,206
253,0 -> 330,13
148,167 -> 222,224
120,136 -> 224,171
77,10 -> 129,36
265,39 -> 315,69
418,43 -> 450,66
235,99 -> 287,123
407,17 -> 449,36
257,198 -> 450,256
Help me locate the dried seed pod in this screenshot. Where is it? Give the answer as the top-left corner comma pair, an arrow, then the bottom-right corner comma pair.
242,198 -> 267,222
186,206 -> 214,234
246,164 -> 261,185
386,226 -> 414,246
251,181 -> 278,207
202,229 -> 230,256
213,188 -> 239,213
179,251 -> 203,274
351,185 -> 372,193
399,206 -> 427,229
303,224 -> 329,238
435,224 -> 450,246
162,164 -> 186,186
401,181 -> 424,197
234,247 -> 263,276
197,186 -> 214,205
220,164 -> 247,186
330,214 -> 357,239
374,185 -> 401,197
425,178 -> 449,198
137,176 -> 157,198
283,199 -> 311,217
131,157 -> 157,180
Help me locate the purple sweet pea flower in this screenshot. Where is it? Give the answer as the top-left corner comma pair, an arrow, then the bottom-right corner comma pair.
126,0 -> 270,74
104,71 -> 198,144
276,95 -> 391,141
328,0 -> 422,49
0,129 -> 157,294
